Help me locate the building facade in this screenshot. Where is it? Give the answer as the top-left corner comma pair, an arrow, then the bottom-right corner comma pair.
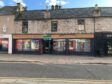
0,3 -> 112,55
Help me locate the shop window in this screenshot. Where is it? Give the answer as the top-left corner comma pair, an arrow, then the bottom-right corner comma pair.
15,40 -> 23,51
69,40 -> 76,51
22,20 -> 28,33
53,39 -> 66,52
31,40 -> 40,51
15,39 -> 40,52
0,39 -> 8,51
69,39 -> 91,52
23,40 -> 31,51
51,21 -> 58,32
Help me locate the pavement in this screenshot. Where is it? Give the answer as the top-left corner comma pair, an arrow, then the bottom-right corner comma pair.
0,54 -> 112,64
0,78 -> 112,84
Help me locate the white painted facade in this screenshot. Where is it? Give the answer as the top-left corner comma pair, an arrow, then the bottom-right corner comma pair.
0,34 -> 12,54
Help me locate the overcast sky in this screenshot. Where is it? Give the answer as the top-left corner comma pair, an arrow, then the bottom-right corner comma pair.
0,0 -> 112,10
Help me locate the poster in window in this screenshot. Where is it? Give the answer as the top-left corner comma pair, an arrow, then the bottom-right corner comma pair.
76,40 -> 81,52
53,39 -> 66,52
2,39 -> 8,50
16,40 -> 23,51
69,40 -> 76,51
23,40 -> 31,51
84,40 -> 91,52
31,40 -> 39,50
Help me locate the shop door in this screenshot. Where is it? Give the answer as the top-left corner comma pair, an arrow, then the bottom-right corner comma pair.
43,40 -> 53,54
107,39 -> 112,55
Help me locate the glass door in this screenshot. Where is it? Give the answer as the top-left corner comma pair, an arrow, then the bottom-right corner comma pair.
43,39 -> 53,54
107,40 -> 112,55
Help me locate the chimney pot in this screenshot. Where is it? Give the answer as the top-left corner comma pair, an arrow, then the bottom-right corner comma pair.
58,6 -> 61,9
55,5 -> 58,10
51,5 -> 55,10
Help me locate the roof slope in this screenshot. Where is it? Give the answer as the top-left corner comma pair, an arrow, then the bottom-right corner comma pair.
20,7 -> 112,20
1,6 -> 112,19
0,6 -> 17,15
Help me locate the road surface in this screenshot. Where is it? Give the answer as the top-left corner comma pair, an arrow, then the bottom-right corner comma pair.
0,63 -> 112,80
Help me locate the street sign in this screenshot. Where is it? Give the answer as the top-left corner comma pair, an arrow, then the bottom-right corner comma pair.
43,34 -> 51,40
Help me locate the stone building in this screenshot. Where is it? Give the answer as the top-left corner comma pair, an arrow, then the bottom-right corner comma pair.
0,3 -> 112,55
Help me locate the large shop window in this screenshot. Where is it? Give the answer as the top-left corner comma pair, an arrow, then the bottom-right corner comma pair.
69,39 -> 91,52
53,39 -> 66,52
0,39 -> 8,51
15,39 -> 40,51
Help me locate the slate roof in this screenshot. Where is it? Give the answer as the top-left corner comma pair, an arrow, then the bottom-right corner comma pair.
100,7 -> 112,16
0,6 -> 17,15
19,7 -> 112,20
50,7 -> 94,19
0,6 -> 112,19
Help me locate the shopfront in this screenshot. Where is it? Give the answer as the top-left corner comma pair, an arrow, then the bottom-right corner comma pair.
13,34 -> 43,54
51,34 -> 94,55
68,39 -> 92,55
94,32 -> 112,56
13,34 -> 94,55
52,39 -> 67,54
0,34 -> 12,54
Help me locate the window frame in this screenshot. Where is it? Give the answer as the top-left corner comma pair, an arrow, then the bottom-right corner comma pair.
22,20 -> 28,33
51,21 -> 58,32
77,19 -> 85,31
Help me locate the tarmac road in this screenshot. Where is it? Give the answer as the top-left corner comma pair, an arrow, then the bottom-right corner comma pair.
0,63 -> 112,80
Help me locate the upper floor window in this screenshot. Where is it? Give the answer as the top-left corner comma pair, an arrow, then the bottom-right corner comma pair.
77,19 -> 85,31
22,20 -> 28,33
51,21 -> 58,32
78,19 -> 85,25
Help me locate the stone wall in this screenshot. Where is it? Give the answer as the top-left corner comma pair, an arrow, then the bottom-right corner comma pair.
0,15 -> 112,34
95,17 -> 112,32
27,18 -> 95,34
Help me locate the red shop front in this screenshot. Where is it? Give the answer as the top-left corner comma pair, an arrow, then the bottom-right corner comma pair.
13,34 -> 43,54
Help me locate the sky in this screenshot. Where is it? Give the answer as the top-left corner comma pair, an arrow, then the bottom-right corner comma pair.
0,0 -> 112,10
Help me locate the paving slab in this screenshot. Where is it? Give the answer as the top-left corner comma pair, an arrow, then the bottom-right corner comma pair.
0,54 -> 112,64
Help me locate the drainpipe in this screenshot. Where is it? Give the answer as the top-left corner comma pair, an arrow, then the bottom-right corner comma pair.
93,16 -> 96,56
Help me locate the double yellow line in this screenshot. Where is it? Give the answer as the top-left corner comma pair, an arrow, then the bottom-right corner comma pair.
0,77 -> 112,84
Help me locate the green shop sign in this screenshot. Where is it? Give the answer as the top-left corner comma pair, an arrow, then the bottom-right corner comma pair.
43,34 -> 51,40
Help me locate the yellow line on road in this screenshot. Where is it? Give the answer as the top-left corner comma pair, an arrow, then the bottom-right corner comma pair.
0,77 -> 112,83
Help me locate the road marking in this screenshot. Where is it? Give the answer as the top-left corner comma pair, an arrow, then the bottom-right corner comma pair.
0,77 -> 112,83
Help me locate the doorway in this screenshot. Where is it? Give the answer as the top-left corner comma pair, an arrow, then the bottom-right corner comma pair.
43,39 -> 53,54
0,38 -> 8,53
107,39 -> 112,55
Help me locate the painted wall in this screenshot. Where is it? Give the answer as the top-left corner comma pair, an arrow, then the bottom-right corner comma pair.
0,15 -> 15,34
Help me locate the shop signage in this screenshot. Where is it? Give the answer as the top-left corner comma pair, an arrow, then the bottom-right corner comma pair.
0,34 -> 11,38
43,34 -> 51,40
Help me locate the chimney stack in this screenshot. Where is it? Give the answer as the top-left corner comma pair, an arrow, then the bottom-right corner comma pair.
51,5 -> 55,10
94,4 -> 100,16
51,5 -> 61,10
55,5 -> 58,10
95,4 -> 99,11
17,3 -> 25,13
